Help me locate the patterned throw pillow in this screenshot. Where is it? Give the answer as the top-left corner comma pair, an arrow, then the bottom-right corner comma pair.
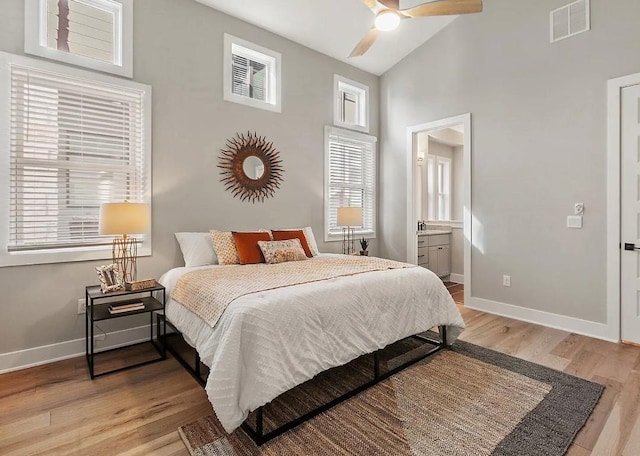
258,239 -> 308,264
210,230 -> 240,265
271,230 -> 313,257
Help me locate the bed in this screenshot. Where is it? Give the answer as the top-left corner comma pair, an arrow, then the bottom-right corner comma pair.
159,253 -> 465,444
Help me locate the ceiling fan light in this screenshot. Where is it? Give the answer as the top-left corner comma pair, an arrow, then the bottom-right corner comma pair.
375,10 -> 401,32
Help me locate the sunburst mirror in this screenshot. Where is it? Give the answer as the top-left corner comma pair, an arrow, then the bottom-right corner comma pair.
219,132 -> 284,203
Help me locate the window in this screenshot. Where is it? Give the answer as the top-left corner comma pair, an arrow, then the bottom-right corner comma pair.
24,0 -> 133,77
223,34 -> 281,113
334,75 -> 369,133
427,156 -> 451,221
324,126 -> 376,241
0,52 -> 151,267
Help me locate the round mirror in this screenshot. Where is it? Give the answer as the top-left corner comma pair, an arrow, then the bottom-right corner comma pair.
242,156 -> 266,180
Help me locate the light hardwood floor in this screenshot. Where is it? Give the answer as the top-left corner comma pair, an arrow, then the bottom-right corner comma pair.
1,284 -> 639,455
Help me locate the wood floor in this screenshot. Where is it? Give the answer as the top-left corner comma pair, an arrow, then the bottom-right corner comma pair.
1,284 -> 639,455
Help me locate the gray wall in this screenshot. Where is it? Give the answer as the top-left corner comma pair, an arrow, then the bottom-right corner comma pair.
0,0 -> 379,354
380,0 -> 640,323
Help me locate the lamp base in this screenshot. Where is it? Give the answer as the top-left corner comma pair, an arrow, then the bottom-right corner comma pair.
113,236 -> 138,283
342,227 -> 356,255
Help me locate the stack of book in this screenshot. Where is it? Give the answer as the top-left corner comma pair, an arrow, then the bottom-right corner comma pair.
109,301 -> 145,314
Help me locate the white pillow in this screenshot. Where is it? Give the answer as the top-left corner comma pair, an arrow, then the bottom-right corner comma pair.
302,226 -> 320,256
175,232 -> 218,267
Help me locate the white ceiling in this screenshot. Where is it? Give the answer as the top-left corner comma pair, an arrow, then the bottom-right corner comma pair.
194,0 -> 457,76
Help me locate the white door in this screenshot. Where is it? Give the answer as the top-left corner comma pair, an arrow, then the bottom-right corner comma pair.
621,84 -> 640,344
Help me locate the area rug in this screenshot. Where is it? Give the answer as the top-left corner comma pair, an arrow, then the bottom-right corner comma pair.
178,338 -> 603,456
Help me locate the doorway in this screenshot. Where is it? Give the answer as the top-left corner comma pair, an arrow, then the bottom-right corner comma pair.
406,114 -> 471,304
607,72 -> 640,344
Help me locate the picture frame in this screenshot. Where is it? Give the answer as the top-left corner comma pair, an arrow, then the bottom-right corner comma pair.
96,263 -> 125,293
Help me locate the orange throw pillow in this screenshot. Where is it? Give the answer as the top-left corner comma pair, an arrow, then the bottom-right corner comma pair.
271,230 -> 313,258
232,231 -> 272,264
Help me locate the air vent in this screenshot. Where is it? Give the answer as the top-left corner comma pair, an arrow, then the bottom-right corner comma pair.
550,0 -> 590,43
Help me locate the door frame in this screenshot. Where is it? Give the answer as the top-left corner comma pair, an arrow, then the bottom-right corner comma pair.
607,72 -> 640,343
406,113 -> 471,303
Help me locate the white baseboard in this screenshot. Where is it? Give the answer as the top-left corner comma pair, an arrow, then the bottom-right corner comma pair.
465,297 -> 618,343
0,325 -> 152,374
449,273 -> 464,284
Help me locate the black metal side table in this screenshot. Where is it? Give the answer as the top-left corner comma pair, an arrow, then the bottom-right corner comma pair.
85,283 -> 166,378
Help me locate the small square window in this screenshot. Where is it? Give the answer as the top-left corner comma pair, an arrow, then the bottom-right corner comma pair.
223,34 -> 281,113
24,0 -> 133,77
334,75 -> 369,133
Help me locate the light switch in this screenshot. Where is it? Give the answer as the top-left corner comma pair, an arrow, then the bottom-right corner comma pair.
567,215 -> 583,229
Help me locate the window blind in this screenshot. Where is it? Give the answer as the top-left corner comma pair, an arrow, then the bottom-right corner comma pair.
47,0 -> 116,63
232,53 -> 267,102
9,63 -> 147,251
326,127 -> 376,236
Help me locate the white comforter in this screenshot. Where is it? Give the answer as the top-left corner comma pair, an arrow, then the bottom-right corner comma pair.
159,255 -> 465,433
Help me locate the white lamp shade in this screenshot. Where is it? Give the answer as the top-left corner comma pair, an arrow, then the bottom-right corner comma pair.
337,207 -> 363,227
99,202 -> 150,235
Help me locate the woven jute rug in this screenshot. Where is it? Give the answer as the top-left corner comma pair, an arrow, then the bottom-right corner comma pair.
178,338 -> 603,456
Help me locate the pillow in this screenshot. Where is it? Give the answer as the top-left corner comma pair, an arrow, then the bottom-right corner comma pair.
210,230 -> 241,265
258,239 -> 308,264
175,232 -> 218,267
272,226 -> 319,256
271,230 -> 313,258
232,231 -> 273,265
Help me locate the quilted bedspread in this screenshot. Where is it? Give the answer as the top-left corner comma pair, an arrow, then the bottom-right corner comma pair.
171,255 -> 414,328
160,254 -> 466,433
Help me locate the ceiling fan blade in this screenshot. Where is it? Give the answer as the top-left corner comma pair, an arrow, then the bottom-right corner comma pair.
402,0 -> 483,18
349,28 -> 379,57
379,0 -> 400,9
359,0 -> 379,11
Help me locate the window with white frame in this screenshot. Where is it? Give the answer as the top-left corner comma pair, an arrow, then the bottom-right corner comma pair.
0,52 -> 151,267
223,34 -> 281,113
324,126 -> 376,241
24,0 -> 133,77
334,75 -> 369,133
427,156 -> 451,221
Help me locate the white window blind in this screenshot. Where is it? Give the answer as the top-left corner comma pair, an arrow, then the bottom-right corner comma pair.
46,0 -> 117,64
232,53 -> 267,102
8,63 -> 148,252
325,126 -> 376,239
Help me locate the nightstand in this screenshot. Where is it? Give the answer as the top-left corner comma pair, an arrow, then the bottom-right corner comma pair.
85,283 -> 166,378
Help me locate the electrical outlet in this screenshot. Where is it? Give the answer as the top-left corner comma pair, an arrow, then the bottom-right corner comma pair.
77,298 -> 86,314
502,275 -> 511,287
574,203 -> 584,215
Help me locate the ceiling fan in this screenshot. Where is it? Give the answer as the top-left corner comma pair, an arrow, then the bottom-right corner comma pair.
350,0 -> 483,57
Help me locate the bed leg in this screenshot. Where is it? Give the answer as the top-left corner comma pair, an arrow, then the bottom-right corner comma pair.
195,352 -> 201,380
440,325 -> 447,347
374,351 -> 380,379
256,407 -> 264,443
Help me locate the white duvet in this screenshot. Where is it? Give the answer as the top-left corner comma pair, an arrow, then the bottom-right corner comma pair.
159,254 -> 465,433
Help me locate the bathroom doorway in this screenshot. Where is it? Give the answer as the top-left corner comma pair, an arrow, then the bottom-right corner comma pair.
406,114 -> 471,301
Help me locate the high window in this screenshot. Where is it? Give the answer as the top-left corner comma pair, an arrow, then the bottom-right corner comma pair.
0,52 -> 151,267
324,126 -> 376,240
334,75 -> 369,133
25,0 -> 133,77
223,34 -> 281,113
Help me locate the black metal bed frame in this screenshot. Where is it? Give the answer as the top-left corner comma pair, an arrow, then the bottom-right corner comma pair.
160,314 -> 447,446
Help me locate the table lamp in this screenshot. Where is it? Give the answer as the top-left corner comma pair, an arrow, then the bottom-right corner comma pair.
99,201 -> 150,283
337,207 -> 362,255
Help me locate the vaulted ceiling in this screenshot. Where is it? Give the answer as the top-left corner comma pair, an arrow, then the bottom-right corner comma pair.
194,0 -> 457,75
